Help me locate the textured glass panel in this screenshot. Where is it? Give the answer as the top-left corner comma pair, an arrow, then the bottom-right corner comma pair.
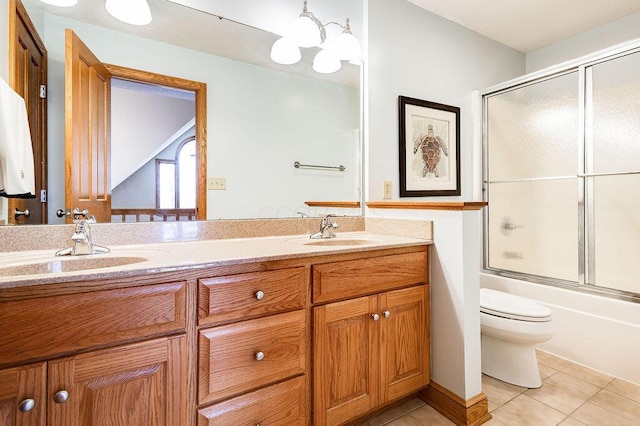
487,179 -> 578,282
593,175 -> 640,293
591,51 -> 640,174
487,72 -> 579,181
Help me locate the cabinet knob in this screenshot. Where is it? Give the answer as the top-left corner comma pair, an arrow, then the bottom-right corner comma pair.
383,310 -> 391,318
53,390 -> 69,404
255,351 -> 265,361
19,398 -> 35,412
255,290 -> 265,300
371,313 -> 380,321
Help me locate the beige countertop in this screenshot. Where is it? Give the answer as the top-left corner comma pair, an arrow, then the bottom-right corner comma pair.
0,231 -> 431,289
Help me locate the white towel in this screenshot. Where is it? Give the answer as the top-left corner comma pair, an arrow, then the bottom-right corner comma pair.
0,76 -> 35,198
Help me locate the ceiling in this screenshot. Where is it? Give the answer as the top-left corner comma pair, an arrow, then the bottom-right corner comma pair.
24,0 -> 640,78
407,0 -> 640,53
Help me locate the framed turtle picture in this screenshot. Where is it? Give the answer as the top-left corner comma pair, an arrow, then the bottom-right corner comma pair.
398,96 -> 461,197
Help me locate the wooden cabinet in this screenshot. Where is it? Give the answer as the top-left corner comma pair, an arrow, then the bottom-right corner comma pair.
197,376 -> 306,426
48,336 -> 186,426
0,279 -> 188,426
0,337 -> 185,426
196,267 -> 309,423
313,250 -> 430,426
0,241 -> 430,426
0,363 -> 46,426
198,310 -> 306,405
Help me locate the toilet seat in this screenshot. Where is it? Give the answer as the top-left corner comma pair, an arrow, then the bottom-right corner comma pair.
480,288 -> 551,322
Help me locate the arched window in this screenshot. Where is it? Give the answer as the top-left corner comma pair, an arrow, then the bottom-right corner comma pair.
156,136 -> 196,208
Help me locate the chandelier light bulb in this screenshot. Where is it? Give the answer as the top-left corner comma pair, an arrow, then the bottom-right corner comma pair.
271,1 -> 361,74
39,0 -> 78,6
105,0 -> 152,26
270,37 -> 302,65
287,15 -> 321,48
334,28 -> 361,61
313,49 -> 341,74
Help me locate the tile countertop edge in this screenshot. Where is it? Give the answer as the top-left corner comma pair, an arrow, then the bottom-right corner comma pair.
0,232 -> 432,289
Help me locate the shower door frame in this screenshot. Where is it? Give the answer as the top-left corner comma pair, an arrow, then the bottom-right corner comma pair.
479,38 -> 640,304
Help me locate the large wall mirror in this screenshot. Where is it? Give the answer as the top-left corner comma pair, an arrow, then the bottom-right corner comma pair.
10,0 -> 363,225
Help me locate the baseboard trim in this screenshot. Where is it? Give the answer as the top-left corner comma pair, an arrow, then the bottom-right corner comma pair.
418,382 -> 491,426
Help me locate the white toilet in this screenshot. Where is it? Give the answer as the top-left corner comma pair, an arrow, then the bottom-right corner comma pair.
480,288 -> 554,388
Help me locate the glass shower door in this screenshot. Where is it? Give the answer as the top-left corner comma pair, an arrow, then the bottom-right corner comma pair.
587,50 -> 640,293
485,72 -> 580,282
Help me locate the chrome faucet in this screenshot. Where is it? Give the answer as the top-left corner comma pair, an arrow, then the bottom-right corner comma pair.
310,214 -> 339,239
56,214 -> 110,256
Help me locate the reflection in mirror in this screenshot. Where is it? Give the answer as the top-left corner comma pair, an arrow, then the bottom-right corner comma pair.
12,0 -> 363,225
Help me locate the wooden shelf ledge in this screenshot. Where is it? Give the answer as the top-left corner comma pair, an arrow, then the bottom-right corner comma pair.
304,201 -> 361,208
365,201 -> 487,211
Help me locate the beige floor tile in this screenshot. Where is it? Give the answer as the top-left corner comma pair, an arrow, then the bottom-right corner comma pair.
484,407 -> 530,425
605,378 -> 640,404
558,417 -> 586,425
385,414 -> 422,426
536,350 -> 572,370
500,394 -> 566,425
589,389 -> 640,423
482,374 -> 527,406
397,397 -> 425,413
561,363 -> 614,388
538,363 -> 558,381
488,400 -> 499,412
571,401 -> 638,426
367,405 -> 411,426
408,404 -> 455,425
526,372 -> 600,414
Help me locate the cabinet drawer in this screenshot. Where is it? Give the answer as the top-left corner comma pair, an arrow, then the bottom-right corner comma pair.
312,250 -> 428,303
198,267 -> 307,326
198,310 -> 306,405
0,282 -> 186,366
197,376 -> 306,426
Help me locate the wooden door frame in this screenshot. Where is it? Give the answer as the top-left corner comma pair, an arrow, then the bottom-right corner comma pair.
104,64 -> 207,221
8,0 -> 48,224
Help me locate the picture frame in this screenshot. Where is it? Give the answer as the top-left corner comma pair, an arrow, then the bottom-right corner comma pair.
398,96 -> 461,197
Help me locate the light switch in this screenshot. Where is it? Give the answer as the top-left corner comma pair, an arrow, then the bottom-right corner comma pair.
207,178 -> 226,190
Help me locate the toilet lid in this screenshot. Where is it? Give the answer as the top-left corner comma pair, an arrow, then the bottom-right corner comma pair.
480,288 -> 552,322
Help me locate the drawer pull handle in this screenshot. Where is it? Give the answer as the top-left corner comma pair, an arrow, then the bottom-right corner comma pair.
255,290 -> 265,300
53,390 -> 69,404
255,351 -> 265,361
371,313 -> 380,321
19,398 -> 35,412
383,310 -> 391,318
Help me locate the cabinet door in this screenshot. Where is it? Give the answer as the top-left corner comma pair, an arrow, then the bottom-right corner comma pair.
313,296 -> 378,426
0,362 -> 46,426
47,335 -> 186,426
379,285 -> 430,403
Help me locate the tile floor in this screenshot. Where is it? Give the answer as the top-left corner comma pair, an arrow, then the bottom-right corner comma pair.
359,350 -> 640,426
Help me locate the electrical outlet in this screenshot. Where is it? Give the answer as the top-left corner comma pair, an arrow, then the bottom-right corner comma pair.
383,181 -> 392,199
207,177 -> 226,190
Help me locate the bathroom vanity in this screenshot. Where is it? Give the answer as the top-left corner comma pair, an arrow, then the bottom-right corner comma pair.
0,232 -> 430,425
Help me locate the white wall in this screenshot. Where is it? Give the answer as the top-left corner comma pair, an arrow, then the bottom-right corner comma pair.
526,11 -> 640,73
111,85 -> 194,189
366,0 -> 524,400
38,13 -> 359,222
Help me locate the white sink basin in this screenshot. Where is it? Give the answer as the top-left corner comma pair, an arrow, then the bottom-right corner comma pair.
0,256 -> 148,277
